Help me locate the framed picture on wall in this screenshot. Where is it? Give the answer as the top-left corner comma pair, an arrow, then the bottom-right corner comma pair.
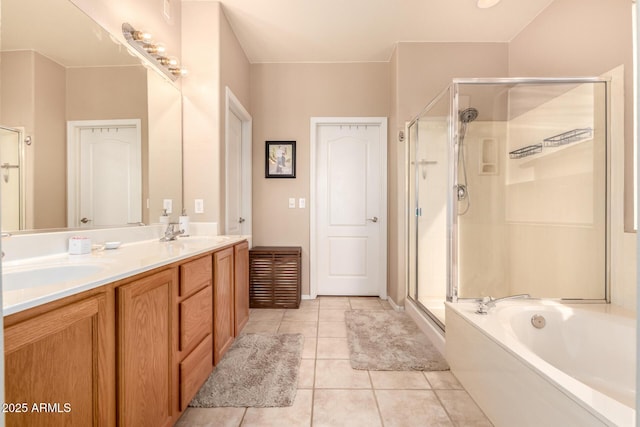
265,141 -> 296,178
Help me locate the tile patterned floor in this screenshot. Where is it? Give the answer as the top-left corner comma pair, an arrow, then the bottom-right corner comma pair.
176,297 -> 493,427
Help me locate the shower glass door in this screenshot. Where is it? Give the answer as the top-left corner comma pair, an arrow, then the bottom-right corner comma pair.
408,86 -> 452,329
0,126 -> 24,231
453,79 -> 608,301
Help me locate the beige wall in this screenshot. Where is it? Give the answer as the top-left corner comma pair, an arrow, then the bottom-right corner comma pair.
148,69 -> 183,222
182,1 -> 251,226
182,1 -> 221,224
219,6 -> 251,231
33,54 -> 66,229
250,62 -> 390,296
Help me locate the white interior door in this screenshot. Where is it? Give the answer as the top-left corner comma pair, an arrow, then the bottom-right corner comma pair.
312,117 -> 387,297
226,111 -> 243,235
67,120 -> 141,227
225,87 -> 252,236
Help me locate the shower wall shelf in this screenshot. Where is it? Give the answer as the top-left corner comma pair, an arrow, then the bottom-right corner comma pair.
509,127 -> 593,161
543,128 -> 592,147
509,144 -> 542,159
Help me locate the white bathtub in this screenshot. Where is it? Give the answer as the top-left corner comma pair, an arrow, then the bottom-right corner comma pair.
445,300 -> 636,426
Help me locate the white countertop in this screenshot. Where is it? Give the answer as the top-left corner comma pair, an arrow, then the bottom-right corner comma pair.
2,232 -> 248,316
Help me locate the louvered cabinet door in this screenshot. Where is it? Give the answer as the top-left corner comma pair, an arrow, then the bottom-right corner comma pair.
249,247 -> 301,309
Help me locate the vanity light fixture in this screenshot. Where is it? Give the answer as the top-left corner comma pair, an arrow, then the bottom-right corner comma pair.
122,23 -> 186,81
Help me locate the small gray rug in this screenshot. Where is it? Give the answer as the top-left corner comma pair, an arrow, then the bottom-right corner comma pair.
345,310 -> 449,371
189,333 -> 303,408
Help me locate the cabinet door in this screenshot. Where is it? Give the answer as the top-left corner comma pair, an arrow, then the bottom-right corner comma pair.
117,269 -> 176,427
4,293 -> 110,427
234,241 -> 250,335
213,247 -> 235,364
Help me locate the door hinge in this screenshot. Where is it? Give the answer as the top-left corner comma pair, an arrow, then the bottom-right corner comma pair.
415,208 -> 422,217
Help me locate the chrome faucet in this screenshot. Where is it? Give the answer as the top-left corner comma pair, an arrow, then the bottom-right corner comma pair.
476,294 -> 530,315
160,223 -> 184,242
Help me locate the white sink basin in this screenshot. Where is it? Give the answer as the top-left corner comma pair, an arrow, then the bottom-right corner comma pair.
3,264 -> 105,291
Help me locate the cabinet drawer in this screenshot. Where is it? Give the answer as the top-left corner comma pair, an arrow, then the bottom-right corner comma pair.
180,255 -> 212,297
180,286 -> 213,352
180,334 -> 213,410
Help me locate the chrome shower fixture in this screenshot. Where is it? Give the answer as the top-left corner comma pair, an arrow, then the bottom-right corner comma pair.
459,107 -> 479,124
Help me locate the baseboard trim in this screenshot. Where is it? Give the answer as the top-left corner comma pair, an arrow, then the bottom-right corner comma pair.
387,295 -> 405,312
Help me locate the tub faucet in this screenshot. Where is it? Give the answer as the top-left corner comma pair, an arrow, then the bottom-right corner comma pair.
160,223 -> 184,241
476,294 -> 530,315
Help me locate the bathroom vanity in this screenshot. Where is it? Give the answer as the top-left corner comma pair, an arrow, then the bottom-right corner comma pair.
2,231 -> 249,427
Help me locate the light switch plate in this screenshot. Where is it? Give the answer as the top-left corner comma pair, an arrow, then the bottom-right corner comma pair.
299,198 -> 306,209
194,199 -> 204,214
288,198 -> 296,208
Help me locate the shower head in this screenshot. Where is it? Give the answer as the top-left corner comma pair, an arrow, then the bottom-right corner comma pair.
459,107 -> 479,124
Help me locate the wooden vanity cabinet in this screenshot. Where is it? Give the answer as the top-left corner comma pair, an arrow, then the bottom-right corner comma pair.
234,241 -> 250,335
117,268 -> 177,427
3,239 -> 249,427
213,246 -> 235,364
177,255 -> 214,411
4,290 -> 113,427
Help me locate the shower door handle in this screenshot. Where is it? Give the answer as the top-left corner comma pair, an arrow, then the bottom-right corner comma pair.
367,216 -> 379,223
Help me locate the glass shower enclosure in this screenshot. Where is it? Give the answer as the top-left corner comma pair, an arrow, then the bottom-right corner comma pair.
0,126 -> 25,231
407,78 -> 609,329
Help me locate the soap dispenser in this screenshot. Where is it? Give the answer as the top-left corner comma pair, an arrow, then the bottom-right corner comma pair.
160,209 -> 170,225
179,208 -> 190,236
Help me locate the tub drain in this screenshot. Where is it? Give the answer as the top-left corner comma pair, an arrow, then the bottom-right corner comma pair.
531,314 -> 546,329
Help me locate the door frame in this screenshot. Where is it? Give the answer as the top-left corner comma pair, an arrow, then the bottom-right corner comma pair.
224,86 -> 252,235
67,119 -> 141,228
309,117 -> 388,299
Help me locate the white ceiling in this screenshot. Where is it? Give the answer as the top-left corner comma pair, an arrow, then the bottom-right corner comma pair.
219,0 -> 557,63
2,0 -> 557,67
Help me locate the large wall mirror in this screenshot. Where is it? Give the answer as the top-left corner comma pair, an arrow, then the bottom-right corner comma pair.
0,0 -> 183,232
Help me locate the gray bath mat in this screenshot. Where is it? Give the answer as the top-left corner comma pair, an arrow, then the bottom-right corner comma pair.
345,310 -> 449,371
189,333 -> 304,408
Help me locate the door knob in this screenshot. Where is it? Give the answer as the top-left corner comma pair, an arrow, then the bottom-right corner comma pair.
239,217 -> 245,223
80,217 -> 92,224
367,216 -> 379,223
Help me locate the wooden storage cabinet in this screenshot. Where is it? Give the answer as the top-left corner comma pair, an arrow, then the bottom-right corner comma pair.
179,335 -> 213,410
177,255 -> 214,411
234,241 -> 250,335
213,246 -> 235,364
249,246 -> 301,308
4,293 -> 112,427
117,268 -> 176,427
